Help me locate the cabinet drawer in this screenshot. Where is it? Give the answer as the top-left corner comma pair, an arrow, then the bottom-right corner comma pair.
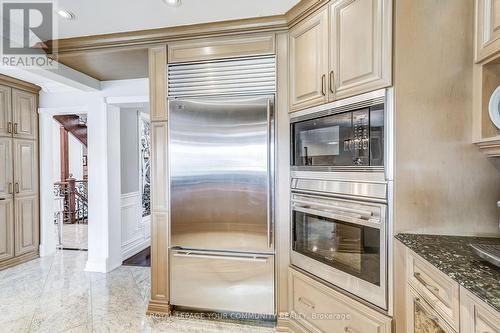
406,250 -> 460,331
288,268 -> 391,333
407,286 -> 456,333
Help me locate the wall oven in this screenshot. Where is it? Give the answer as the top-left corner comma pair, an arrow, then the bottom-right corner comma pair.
290,90 -> 386,171
290,177 -> 388,310
289,89 -> 393,312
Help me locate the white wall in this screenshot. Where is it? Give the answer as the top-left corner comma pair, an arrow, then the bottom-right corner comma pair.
120,108 -> 140,194
39,78 -> 149,272
119,107 -> 151,260
68,133 -> 84,180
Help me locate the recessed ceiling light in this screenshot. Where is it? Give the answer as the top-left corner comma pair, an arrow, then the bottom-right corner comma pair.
162,0 -> 181,6
57,10 -> 75,20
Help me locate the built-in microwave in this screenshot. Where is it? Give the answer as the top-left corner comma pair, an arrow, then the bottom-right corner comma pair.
290,90 -> 386,170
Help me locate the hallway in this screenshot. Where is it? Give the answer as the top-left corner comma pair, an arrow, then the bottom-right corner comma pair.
0,251 -> 275,333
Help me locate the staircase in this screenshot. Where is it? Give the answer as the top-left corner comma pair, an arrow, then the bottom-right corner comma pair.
53,114 -> 87,147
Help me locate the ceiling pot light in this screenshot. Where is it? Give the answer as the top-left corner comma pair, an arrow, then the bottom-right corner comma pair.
57,10 -> 75,20
163,0 -> 181,6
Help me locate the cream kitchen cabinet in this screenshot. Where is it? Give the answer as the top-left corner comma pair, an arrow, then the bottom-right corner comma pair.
12,89 -> 38,140
0,197 -> 14,262
404,247 -> 500,333
289,6 -> 329,112
475,0 -> 500,63
0,76 -> 39,271
460,288 -> 500,333
288,268 -> 392,333
330,0 -> 392,100
13,139 -> 38,198
0,85 -> 12,138
14,196 -> 38,256
289,0 -> 392,112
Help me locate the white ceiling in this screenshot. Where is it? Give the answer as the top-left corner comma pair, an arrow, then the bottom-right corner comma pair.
56,0 -> 300,39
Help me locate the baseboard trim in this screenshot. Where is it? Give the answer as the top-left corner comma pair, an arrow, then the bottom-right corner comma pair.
85,257 -> 107,273
147,300 -> 172,316
0,251 -> 39,271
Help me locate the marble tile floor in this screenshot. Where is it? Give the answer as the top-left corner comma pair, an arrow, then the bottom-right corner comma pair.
0,250 -> 276,333
60,224 -> 88,250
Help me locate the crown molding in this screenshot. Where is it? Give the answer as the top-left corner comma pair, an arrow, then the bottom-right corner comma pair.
49,1 -> 327,54
0,74 -> 41,93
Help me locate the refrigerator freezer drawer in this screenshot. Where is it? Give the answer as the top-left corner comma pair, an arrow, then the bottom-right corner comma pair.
170,249 -> 275,315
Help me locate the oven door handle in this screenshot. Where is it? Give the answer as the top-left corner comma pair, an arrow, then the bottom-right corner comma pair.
292,199 -> 374,218
292,205 -> 381,228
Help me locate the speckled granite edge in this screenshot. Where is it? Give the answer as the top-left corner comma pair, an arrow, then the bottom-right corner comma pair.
396,233 -> 500,312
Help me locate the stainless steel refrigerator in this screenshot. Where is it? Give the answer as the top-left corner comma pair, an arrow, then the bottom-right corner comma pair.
169,94 -> 275,315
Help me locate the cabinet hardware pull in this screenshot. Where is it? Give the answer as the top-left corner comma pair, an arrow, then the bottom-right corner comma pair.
414,272 -> 440,293
321,74 -> 326,96
7,122 -> 12,134
298,296 -> 315,309
14,123 -> 18,134
15,182 -> 19,194
344,327 -> 358,333
329,70 -> 335,93
8,183 -> 13,194
415,297 -> 440,322
0,198 -> 5,201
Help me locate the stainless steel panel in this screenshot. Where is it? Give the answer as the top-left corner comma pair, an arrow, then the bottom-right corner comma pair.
170,249 -> 275,315
170,95 -> 274,252
291,177 -> 387,203
168,57 -> 276,97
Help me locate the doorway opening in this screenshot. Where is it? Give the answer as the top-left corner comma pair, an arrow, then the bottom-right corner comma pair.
52,114 -> 88,250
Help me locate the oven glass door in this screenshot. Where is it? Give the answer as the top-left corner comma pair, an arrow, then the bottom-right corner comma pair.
292,112 -> 354,167
292,210 -> 381,286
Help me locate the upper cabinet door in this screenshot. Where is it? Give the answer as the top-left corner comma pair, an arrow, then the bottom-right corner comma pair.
0,85 -> 12,138
12,89 -> 37,140
289,7 -> 329,112
0,138 -> 13,199
13,139 -> 37,198
330,0 -> 392,100
475,0 -> 500,62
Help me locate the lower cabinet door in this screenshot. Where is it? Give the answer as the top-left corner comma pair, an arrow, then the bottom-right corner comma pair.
0,198 -> 14,262
289,268 -> 392,333
460,287 -> 500,333
14,196 -> 38,256
407,286 -> 455,333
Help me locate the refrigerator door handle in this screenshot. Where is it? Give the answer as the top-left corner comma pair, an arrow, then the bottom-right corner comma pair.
172,251 -> 270,263
267,98 -> 273,249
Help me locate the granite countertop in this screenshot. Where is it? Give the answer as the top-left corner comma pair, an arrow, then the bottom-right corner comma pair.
395,233 -> 500,312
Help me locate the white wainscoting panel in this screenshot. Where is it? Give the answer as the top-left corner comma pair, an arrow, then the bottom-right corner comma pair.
121,192 -> 151,260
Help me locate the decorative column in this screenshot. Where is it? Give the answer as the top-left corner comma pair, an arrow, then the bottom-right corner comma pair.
147,45 -> 170,315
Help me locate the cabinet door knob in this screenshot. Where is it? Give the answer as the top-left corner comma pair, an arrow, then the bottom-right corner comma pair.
15,182 -> 19,194
7,122 -> 12,134
14,123 -> 18,134
329,70 -> 335,94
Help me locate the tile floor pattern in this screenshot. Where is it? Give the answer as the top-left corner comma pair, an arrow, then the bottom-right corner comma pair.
61,224 -> 88,250
0,251 -> 276,333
